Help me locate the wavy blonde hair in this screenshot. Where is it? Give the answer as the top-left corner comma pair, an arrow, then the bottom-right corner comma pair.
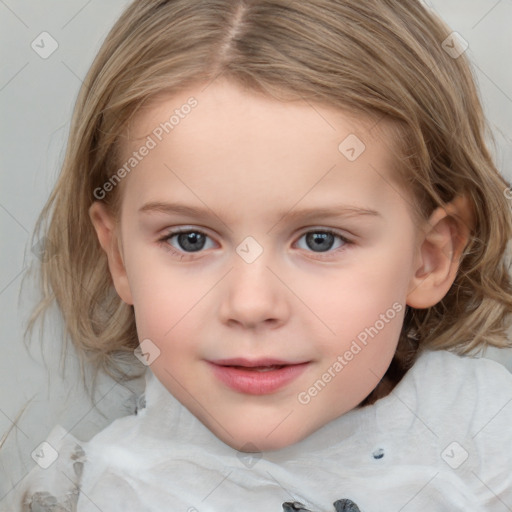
23,0 -> 512,403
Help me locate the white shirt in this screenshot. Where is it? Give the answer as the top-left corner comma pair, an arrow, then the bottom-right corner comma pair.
8,349 -> 512,511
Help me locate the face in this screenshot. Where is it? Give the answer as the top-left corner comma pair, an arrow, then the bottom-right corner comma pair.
94,80 -> 426,451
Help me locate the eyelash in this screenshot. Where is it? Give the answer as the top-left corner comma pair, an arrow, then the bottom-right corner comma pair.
157,227 -> 354,261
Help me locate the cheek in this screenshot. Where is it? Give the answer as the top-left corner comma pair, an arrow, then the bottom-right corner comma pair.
121,244 -> 176,340
313,248 -> 412,332
125,254 -> 215,371
131,275 -> 201,342
302,240 -> 412,385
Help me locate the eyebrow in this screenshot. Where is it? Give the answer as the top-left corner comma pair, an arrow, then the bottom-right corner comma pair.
138,201 -> 381,222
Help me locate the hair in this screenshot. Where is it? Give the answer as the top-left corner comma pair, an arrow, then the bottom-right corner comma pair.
23,0 -> 512,405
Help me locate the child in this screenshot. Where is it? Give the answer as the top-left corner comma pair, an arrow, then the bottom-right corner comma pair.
8,0 -> 512,510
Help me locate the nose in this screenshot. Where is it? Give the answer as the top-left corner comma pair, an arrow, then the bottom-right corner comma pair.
217,249 -> 290,330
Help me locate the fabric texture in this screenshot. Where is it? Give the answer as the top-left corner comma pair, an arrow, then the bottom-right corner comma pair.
6,349 -> 512,512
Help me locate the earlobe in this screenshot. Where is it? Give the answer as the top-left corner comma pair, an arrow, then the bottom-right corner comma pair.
88,201 -> 134,305
406,195 -> 474,309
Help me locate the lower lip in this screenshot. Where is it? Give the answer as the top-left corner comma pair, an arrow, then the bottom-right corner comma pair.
207,362 -> 309,395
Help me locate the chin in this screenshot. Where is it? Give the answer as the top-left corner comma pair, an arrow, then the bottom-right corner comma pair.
211,419 -> 312,453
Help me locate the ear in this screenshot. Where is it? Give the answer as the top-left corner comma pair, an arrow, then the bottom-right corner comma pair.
89,201 -> 134,305
407,195 -> 474,309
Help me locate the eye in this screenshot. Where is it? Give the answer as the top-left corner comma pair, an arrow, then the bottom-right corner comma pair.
157,228 -> 215,258
295,229 -> 351,257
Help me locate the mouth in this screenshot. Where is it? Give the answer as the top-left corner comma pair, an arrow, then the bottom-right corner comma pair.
207,358 -> 310,395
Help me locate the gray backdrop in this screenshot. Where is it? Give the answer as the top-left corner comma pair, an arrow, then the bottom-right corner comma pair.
1,0 -> 511,502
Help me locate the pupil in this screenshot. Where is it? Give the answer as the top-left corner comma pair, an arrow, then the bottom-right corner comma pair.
307,232 -> 333,252
179,232 -> 205,251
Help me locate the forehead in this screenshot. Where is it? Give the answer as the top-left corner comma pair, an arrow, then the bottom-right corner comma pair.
116,80 -> 410,222
124,80 -> 381,151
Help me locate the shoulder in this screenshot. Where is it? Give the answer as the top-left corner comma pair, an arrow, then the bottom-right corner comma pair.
398,348 -> 512,431
6,425 -> 85,511
391,348 -> 512,507
408,348 -> 512,407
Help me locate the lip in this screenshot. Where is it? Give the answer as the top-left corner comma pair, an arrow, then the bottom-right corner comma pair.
211,357 -> 301,367
207,358 -> 310,395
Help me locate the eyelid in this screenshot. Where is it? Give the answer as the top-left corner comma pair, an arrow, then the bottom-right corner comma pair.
295,225 -> 354,241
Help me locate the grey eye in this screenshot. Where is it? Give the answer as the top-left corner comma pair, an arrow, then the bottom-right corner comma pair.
296,230 -> 348,253
173,231 -> 208,252
304,232 -> 336,252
